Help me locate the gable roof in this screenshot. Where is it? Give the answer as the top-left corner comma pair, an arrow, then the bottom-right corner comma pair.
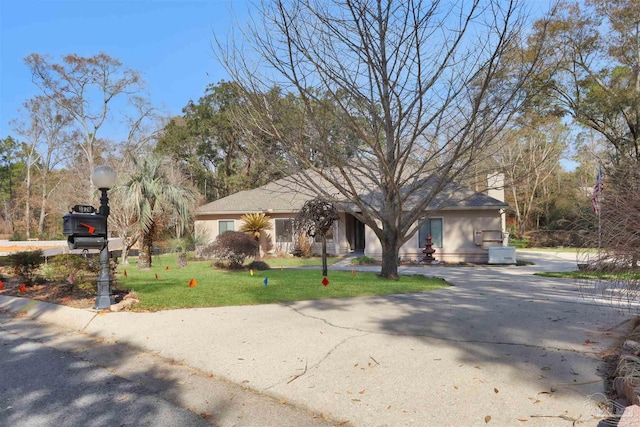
196,171 -> 507,216
197,176 -> 317,215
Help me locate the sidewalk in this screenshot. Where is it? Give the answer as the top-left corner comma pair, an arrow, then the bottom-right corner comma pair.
0,251 -> 631,426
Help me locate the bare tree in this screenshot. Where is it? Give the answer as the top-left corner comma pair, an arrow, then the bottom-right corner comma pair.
11,119 -> 40,240
15,96 -> 76,237
216,0 -> 546,278
24,53 -> 148,200
576,159 -> 640,311
494,118 -> 567,235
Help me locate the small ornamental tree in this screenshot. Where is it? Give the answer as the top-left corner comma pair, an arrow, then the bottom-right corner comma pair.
239,212 -> 272,260
294,199 -> 338,276
201,231 -> 258,269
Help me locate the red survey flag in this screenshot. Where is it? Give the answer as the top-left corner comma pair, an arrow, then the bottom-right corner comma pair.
188,278 -> 197,287
19,284 -> 27,292
322,277 -> 330,286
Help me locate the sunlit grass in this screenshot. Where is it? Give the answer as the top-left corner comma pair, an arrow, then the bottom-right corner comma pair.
258,255 -> 344,267
118,254 -> 448,311
536,270 -> 640,280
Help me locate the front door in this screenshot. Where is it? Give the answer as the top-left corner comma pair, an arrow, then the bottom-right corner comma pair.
346,214 -> 365,253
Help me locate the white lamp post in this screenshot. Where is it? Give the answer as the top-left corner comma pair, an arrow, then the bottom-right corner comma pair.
91,165 -> 117,309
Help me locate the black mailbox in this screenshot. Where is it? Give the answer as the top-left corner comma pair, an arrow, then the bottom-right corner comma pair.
63,213 -> 108,250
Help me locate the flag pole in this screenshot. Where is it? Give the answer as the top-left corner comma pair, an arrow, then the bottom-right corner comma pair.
597,204 -> 601,262
593,163 -> 603,264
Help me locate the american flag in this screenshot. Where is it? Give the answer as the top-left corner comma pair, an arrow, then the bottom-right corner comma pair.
591,164 -> 603,214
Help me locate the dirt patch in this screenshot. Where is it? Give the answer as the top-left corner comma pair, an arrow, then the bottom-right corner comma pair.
0,274 -> 127,309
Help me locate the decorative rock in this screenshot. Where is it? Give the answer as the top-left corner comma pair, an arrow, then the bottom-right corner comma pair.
110,294 -> 140,312
618,404 -> 640,427
622,380 -> 640,406
614,398 -> 631,414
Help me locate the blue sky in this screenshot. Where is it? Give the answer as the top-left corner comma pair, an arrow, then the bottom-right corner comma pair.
0,0 -> 248,140
1,0 -> 577,169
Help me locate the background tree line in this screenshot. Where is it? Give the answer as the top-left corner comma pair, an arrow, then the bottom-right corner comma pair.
1,0 -> 637,274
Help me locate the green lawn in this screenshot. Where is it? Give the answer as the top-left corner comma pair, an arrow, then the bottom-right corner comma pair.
518,247 -> 596,253
536,270 -> 640,280
118,254 -> 448,310
259,255 -> 344,267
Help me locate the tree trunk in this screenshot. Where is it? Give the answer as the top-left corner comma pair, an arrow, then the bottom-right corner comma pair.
255,235 -> 262,261
24,165 -> 31,240
121,248 -> 129,265
38,182 -> 47,237
137,222 -> 155,269
178,252 -> 187,268
379,232 -> 400,279
321,234 -> 328,277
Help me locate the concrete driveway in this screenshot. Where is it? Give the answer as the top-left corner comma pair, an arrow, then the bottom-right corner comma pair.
1,250 -> 632,426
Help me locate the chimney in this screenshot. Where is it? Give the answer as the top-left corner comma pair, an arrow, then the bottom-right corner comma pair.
487,172 -> 505,202
487,172 -> 506,237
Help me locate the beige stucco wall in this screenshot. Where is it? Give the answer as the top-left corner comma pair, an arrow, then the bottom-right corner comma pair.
196,207 -> 504,263
195,214 -> 244,247
195,213 -> 350,257
363,209 -> 504,263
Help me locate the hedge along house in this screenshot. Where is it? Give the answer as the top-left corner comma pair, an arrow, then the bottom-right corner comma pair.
194,172 -> 509,263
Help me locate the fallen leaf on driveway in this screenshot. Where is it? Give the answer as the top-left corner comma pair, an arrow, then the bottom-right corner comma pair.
494,388 -> 499,394
485,415 -> 492,423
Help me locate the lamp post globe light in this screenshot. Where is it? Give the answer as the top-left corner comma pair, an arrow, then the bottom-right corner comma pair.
91,165 -> 117,309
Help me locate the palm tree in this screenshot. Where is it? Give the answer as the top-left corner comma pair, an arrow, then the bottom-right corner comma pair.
239,212 -> 272,260
119,155 -> 199,268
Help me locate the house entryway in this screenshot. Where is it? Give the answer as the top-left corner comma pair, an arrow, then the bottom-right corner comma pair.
345,214 -> 365,253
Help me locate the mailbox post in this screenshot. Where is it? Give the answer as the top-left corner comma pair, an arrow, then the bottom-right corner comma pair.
63,165 -> 117,310
92,166 -> 117,309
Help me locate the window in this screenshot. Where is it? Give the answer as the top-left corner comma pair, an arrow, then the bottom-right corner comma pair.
219,220 -> 234,234
275,219 -> 293,242
418,218 -> 443,248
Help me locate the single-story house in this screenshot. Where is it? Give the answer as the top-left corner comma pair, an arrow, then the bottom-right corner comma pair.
195,172 -> 509,263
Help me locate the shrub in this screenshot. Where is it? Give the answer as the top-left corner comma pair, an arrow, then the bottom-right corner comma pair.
350,255 -> 377,265
44,254 -> 95,286
292,233 -> 312,257
9,250 -> 44,284
200,231 -> 258,269
247,260 -> 271,271
524,230 -> 587,248
43,254 -> 118,291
